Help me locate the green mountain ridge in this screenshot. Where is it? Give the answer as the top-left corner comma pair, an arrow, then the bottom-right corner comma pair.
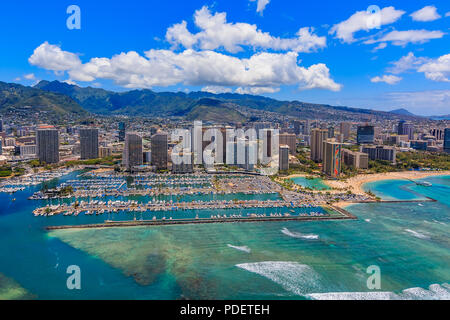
0,80 -> 427,121
0,81 -> 87,115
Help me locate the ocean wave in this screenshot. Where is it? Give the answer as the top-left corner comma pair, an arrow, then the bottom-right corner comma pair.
307,283 -> 450,300
404,229 -> 431,240
227,244 -> 251,253
236,261 -> 322,296
281,228 -> 319,240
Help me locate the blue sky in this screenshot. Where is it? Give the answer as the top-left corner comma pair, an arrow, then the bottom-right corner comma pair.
1,0 -> 449,116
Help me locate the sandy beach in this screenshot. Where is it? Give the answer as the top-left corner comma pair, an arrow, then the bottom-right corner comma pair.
326,170 -> 450,196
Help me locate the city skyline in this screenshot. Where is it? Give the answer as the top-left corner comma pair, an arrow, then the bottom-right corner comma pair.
1,0 -> 449,116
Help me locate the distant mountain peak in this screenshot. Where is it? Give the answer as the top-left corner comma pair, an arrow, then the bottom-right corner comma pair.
390,108 -> 416,117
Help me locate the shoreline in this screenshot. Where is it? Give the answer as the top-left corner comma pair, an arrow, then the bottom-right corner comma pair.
331,170 -> 450,208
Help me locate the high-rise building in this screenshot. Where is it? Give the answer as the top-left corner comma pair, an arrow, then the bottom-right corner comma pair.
293,120 -> 302,135
357,125 -> 375,144
340,122 -> 351,140
123,133 -> 143,170
310,129 -> 328,162
0,119 -> 3,133
172,152 -> 194,173
80,128 -> 99,160
37,127 -> 59,164
279,133 -> 297,155
361,145 -> 396,164
328,127 -> 335,139
342,149 -> 368,169
444,129 -> 450,153
323,141 -> 342,178
430,128 -> 444,141
279,145 -> 289,171
151,132 -> 168,170
397,121 -> 414,140
118,122 -> 126,142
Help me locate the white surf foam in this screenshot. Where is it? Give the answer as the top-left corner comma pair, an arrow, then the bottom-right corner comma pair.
281,228 -> 319,240
404,229 -> 431,239
365,219 -> 371,223
227,244 -> 251,253
236,261 -> 322,296
307,283 -> 450,300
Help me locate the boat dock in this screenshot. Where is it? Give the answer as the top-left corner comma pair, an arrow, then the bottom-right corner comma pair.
45,205 -> 357,230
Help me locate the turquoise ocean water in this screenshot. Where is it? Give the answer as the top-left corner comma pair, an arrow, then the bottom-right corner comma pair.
290,177 -> 330,190
0,172 -> 449,299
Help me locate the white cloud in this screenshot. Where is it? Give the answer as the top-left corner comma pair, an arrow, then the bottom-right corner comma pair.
166,6 -> 326,53
330,6 -> 405,43
235,86 -> 280,94
372,42 -> 387,51
365,29 -> 445,46
201,86 -> 232,94
29,43 -> 342,92
446,12 -> 450,17
410,6 -> 441,22
28,42 -> 81,71
387,52 -> 430,74
417,54 -> 450,82
370,75 -> 402,85
24,73 -> 36,80
250,0 -> 271,14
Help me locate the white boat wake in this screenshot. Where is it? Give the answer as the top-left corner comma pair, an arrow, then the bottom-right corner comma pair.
281,228 -> 319,240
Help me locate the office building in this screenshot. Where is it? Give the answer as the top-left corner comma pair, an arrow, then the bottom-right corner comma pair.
37,127 -> 59,164
80,128 -> 99,160
310,129 -> 328,162
279,145 -> 289,171
118,122 -> 126,142
323,141 -> 342,178
444,129 -> 450,153
340,122 -> 351,140
357,125 -> 375,144
151,132 -> 168,170
123,133 -> 143,170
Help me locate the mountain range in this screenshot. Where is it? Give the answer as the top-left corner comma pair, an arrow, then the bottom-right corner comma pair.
0,80 -> 439,122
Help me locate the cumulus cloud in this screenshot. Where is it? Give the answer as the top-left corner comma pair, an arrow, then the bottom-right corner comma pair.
417,54 -> 450,82
370,75 -> 402,85
29,43 -> 342,92
446,12 -> 450,17
364,29 -> 445,47
410,6 -> 441,22
28,42 -> 81,71
330,6 -> 405,43
250,0 -> 271,14
387,52 -> 430,74
166,6 -> 326,53
387,52 -> 450,82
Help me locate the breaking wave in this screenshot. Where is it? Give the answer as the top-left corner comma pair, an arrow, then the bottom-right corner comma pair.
281,228 -> 319,240
227,244 -> 251,253
307,283 -> 450,300
236,261 -> 322,296
405,229 -> 431,240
